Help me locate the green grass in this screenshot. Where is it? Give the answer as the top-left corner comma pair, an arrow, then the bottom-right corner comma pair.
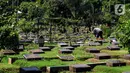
91,65 -> 130,73
0,63 -> 19,73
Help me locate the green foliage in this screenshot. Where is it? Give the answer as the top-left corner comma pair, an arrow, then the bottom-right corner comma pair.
101,25 -> 112,38
111,4 -> 130,53
0,25 -> 19,49
93,66 -> 130,73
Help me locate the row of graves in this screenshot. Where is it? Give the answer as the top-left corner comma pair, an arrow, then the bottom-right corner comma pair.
1,34 -> 130,73
20,37 -> 130,73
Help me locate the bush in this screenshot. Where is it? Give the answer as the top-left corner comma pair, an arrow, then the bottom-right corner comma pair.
101,25 -> 112,38
0,25 -> 19,49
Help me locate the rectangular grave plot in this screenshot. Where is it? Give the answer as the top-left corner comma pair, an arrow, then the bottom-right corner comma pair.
76,41 -> 84,44
30,49 -> 44,54
86,49 -> 100,53
39,47 -> 51,51
59,49 -> 73,54
63,46 -> 75,50
107,46 -> 120,50
23,54 -> 42,60
47,66 -> 69,73
57,55 -> 74,61
69,64 -> 91,73
20,67 -> 42,73
58,43 -> 68,47
88,42 -> 101,46
94,53 -> 111,59
1,50 -> 16,55
106,60 -> 126,67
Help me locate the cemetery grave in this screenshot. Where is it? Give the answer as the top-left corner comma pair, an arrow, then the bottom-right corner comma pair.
0,50 -> 16,55
20,67 -> 42,73
47,65 -> 69,73
106,59 -> 126,67
39,47 -> 51,51
88,42 -> 101,46
69,64 -> 91,73
107,45 -> 120,50
57,54 -> 75,61
62,46 -> 75,50
59,49 -> 73,54
23,54 -> 43,60
29,49 -> 44,54
94,53 -> 111,59
86,48 -> 100,53
58,42 -> 68,47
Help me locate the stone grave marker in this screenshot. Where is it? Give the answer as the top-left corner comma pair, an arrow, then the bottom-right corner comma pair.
69,64 -> 91,73
30,49 -> 44,54
57,55 -> 74,61
71,44 -> 80,48
88,42 -> 101,46
106,59 -> 126,67
76,41 -> 84,45
59,49 -> 73,54
20,67 -> 42,73
107,45 -> 120,50
23,54 -> 42,60
47,66 -> 69,73
94,53 -> 111,59
58,42 -> 68,47
39,47 -> 51,51
63,46 -> 75,50
38,36 -> 44,47
1,50 -> 16,55
86,48 -> 100,53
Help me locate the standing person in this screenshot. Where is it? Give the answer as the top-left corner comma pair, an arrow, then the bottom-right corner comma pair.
93,27 -> 103,40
